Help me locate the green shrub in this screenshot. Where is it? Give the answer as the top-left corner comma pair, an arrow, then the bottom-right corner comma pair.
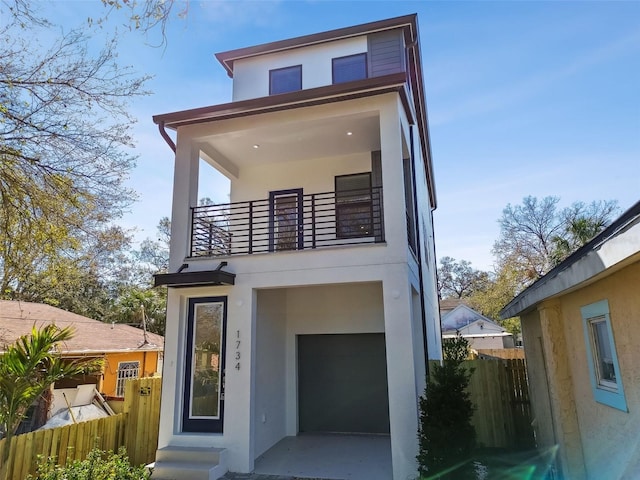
417,334 -> 476,479
28,447 -> 150,480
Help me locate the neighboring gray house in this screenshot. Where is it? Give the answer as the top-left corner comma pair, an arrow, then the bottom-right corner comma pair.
441,303 -> 514,350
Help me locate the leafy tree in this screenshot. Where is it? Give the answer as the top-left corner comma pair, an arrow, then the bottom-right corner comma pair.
136,217 -> 171,275
550,200 -> 618,265
493,196 -> 564,283
471,196 -> 618,335
108,286 -> 167,335
97,0 -> 188,47
468,265 -> 522,337
418,334 -> 476,479
493,196 -> 618,287
107,217 -> 172,335
0,1 -> 149,307
0,325 -> 99,471
2,225 -> 133,320
437,257 -> 489,299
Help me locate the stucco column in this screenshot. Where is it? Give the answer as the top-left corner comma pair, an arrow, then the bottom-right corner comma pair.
379,98 -> 407,254
156,288 -> 182,449
537,300 -> 586,479
224,285 -> 257,473
168,135 -> 199,272
383,273 -> 420,480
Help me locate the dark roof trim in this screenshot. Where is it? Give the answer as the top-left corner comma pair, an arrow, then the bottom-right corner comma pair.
154,270 -> 236,288
215,14 -> 418,77
153,73 -> 410,128
405,25 -> 436,209
156,13 -> 435,209
500,199 -> 640,318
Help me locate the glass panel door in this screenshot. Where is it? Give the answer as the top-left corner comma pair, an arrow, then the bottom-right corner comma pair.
269,189 -> 303,251
183,297 -> 227,433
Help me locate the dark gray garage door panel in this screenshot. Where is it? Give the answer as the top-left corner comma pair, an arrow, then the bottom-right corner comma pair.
298,333 -> 390,434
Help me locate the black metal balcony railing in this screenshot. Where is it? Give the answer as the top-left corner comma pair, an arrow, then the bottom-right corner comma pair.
190,187 -> 384,258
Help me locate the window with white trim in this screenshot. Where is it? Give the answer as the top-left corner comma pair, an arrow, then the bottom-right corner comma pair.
581,299 -> 627,411
116,361 -> 140,397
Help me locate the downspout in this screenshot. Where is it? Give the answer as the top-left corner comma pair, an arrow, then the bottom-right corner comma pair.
158,121 -> 176,153
409,126 -> 430,375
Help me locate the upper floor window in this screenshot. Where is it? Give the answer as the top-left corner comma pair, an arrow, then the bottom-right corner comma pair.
269,65 -> 302,95
581,299 -> 627,412
332,53 -> 367,84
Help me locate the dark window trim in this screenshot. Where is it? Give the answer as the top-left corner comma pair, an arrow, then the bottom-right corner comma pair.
183,296 -> 228,433
269,64 -> 302,95
335,172 -> 373,239
268,188 -> 304,251
332,53 -> 368,84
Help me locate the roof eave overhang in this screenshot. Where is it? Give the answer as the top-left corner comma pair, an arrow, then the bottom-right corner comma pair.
214,14 -> 418,78
154,270 -> 236,288
61,348 -> 163,355
153,73 -> 411,129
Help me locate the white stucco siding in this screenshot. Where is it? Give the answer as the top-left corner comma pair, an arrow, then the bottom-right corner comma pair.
382,275 -> 421,480
168,135 -> 200,272
232,36 -> 368,101
160,88 -> 434,478
410,287 -> 427,402
256,282 -> 386,458
378,99 -> 410,259
410,126 -> 441,360
283,283 -> 385,435
231,151 -> 371,202
157,288 -> 183,449
254,289 -> 287,458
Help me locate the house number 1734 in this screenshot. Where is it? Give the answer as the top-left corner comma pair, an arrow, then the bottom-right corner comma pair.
235,330 -> 241,370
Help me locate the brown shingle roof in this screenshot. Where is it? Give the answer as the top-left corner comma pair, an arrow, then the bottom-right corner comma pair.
439,298 -> 467,313
0,300 -> 163,354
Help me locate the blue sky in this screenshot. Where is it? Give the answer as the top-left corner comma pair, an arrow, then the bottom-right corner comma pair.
39,1 -> 640,271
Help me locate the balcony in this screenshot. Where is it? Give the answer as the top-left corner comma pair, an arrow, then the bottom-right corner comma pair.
190,187 -> 384,258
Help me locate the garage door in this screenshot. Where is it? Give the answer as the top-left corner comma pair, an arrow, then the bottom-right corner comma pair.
298,333 -> 390,434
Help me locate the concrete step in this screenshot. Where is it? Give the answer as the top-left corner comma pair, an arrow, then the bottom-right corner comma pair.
155,445 -> 225,464
150,461 -> 227,480
151,446 -> 227,480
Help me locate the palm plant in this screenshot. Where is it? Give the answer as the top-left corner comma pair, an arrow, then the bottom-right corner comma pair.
0,325 -> 99,472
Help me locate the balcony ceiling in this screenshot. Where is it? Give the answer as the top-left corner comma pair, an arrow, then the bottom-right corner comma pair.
200,111 -> 381,171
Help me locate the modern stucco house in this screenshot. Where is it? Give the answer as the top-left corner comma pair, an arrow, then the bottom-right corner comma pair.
500,200 -> 640,480
151,15 -> 441,479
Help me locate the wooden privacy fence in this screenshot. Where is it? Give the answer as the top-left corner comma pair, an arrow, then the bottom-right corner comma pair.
0,376 -> 161,480
467,358 -> 534,450
476,348 -> 526,360
430,358 -> 535,450
123,376 -> 162,467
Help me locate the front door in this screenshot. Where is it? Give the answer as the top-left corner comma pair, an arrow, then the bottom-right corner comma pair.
183,297 -> 227,433
269,189 -> 303,251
